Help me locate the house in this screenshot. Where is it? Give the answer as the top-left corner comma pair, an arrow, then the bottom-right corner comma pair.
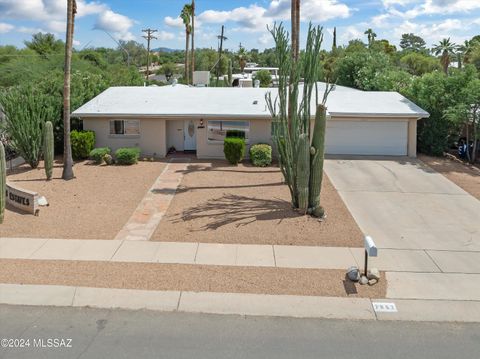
72,83 -> 429,159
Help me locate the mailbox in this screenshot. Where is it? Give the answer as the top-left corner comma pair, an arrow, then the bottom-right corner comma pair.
364,236 -> 377,257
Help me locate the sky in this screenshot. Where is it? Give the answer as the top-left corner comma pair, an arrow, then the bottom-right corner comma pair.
0,0 -> 479,52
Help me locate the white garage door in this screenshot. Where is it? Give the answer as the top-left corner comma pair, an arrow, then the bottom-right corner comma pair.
325,120 -> 408,156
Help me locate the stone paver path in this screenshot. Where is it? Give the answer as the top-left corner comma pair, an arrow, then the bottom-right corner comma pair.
114,158 -> 190,241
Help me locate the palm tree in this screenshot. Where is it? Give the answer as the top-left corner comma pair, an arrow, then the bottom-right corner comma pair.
181,4 -> 192,84
190,0 -> 195,84
237,47 -> 248,72
433,38 -> 457,75
62,0 -> 76,180
291,0 -> 300,61
458,40 -> 473,66
364,28 -> 377,46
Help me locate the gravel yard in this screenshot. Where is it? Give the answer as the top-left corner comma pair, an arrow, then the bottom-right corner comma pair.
1,159 -> 166,239
153,160 -> 363,247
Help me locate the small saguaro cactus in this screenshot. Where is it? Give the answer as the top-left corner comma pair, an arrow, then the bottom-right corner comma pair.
43,121 -> 54,180
0,142 -> 6,224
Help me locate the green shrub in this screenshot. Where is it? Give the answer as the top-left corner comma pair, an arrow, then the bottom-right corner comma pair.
89,147 -> 111,164
249,144 -> 272,167
224,137 -> 245,165
115,147 -> 140,165
71,130 -> 95,159
226,130 -> 246,139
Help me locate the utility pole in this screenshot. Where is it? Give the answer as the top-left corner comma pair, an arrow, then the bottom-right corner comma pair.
142,28 -> 157,81
191,0 -> 195,85
216,25 -> 227,87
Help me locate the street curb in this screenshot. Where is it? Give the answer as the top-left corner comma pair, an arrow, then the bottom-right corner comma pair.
1,284 -> 480,322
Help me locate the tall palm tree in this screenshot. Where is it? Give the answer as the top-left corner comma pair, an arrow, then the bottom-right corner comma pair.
364,28 -> 377,46
291,0 -> 300,62
62,0 -> 76,180
181,4 -> 192,84
458,40 -> 473,66
432,38 -> 457,75
237,47 -> 248,72
190,0 -> 195,84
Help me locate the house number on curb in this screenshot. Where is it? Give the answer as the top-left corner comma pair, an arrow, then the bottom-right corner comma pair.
372,302 -> 398,313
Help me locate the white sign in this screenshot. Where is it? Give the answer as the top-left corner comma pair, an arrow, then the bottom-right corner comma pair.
5,182 -> 39,215
372,302 -> 398,313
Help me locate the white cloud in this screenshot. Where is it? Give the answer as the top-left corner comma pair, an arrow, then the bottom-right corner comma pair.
94,9 -> 135,40
381,0 -> 480,19
0,22 -> 14,33
157,30 -> 175,41
0,0 -> 136,39
164,16 -> 184,28
258,33 -> 272,45
338,25 -> 364,42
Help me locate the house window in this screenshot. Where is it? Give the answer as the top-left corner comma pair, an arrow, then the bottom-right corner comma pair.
207,121 -> 250,142
109,120 -> 140,136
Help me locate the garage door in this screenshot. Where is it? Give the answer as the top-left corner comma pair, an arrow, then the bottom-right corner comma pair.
325,120 -> 408,156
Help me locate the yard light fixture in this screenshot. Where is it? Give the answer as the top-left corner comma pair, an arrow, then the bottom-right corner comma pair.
363,235 -> 378,276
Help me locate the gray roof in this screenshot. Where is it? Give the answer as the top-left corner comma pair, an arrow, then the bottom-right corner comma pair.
72,83 -> 429,119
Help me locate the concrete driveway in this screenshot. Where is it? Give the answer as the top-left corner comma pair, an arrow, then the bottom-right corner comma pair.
324,157 -> 480,252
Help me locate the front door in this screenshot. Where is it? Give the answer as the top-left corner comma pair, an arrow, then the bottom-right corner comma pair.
184,119 -> 196,151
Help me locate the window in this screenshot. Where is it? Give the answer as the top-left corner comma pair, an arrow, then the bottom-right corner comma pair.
207,121 -> 249,143
109,120 -> 140,136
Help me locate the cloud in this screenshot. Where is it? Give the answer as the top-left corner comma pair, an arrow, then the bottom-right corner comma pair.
157,30 -> 175,41
195,0 -> 351,33
0,22 -> 14,33
164,16 -> 184,28
94,9 -> 135,40
381,0 -> 480,19
0,0 -> 136,39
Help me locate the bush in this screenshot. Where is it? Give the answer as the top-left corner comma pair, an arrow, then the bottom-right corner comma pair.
253,69 -> 272,87
71,130 -> 95,159
249,144 -> 272,167
115,147 -> 140,165
226,130 -> 246,139
224,137 -> 245,165
89,147 -> 111,164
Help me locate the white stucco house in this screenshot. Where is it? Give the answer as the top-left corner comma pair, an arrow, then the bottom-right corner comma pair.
72,83 -> 429,159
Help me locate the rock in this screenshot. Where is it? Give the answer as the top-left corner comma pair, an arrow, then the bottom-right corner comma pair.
367,268 -> 380,280
368,278 -> 378,286
346,266 -> 360,282
38,196 -> 49,206
359,275 -> 369,285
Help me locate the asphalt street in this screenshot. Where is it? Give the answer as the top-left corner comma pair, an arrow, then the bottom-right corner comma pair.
1,304 -> 479,359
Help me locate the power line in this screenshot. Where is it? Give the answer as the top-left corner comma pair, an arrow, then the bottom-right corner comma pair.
142,28 -> 157,80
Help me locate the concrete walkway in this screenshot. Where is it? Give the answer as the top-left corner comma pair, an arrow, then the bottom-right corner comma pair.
114,158 -> 190,241
3,237 -> 480,273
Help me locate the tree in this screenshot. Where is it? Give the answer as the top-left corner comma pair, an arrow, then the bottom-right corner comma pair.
24,33 -> 64,57
432,38 -> 457,75
253,69 -> 272,87
0,86 -> 53,168
237,47 -> 248,72
181,4 -> 193,84
400,52 -> 440,76
190,0 -> 195,79
399,33 -> 427,53
266,23 -> 333,217
62,0 -> 76,180
291,0 -> 300,62
364,28 -> 377,47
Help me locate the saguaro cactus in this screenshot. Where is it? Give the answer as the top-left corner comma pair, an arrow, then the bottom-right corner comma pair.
309,104 -> 327,217
43,121 -> 54,180
0,142 -> 6,224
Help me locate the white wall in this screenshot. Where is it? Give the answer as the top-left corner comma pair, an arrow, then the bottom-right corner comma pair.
83,118 -> 167,157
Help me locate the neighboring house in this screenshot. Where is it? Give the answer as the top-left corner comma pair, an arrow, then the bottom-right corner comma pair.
72,83 -> 429,159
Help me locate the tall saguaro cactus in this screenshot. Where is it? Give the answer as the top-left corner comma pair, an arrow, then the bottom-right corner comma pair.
0,142 -> 6,224
44,121 -> 54,180
266,24 -> 333,218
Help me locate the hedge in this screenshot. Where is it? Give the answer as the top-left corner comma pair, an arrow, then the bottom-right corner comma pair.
224,137 -> 245,165
89,147 -> 111,164
226,130 -> 246,139
71,130 -> 95,159
115,147 -> 141,165
249,144 -> 272,167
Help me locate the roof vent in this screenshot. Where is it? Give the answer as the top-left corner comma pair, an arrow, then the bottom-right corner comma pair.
253,100 -> 258,105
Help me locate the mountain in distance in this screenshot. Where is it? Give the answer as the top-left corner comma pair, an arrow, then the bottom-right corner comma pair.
151,47 -> 181,53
